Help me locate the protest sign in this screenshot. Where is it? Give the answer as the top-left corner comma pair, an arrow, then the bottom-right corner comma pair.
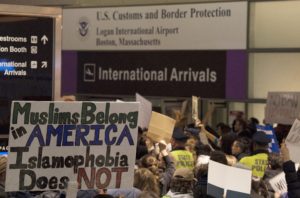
181,100 -> 189,117
256,125 -> 280,153
286,119 -> 300,163
265,92 -> 300,125
147,111 -> 175,143
207,160 -> 252,198
192,96 -> 200,124
135,93 -> 152,129
269,172 -> 287,193
6,101 -> 139,192
269,163 -> 299,193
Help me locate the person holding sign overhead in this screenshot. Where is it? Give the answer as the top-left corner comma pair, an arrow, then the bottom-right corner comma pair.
139,140 -> 175,196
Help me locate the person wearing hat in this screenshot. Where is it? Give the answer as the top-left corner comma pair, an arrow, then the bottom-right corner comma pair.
162,168 -> 195,198
239,131 -> 271,178
170,128 -> 195,170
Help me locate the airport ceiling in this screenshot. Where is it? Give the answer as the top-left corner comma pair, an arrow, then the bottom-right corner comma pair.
0,0 -> 246,7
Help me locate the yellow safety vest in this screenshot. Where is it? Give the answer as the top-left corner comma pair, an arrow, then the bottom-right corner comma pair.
171,150 -> 195,170
239,153 -> 268,178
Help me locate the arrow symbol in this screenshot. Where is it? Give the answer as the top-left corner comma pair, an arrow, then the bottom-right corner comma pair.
41,35 -> 48,45
41,61 -> 48,68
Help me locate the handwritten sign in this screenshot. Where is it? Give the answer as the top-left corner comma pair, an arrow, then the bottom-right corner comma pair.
192,96 -> 200,123
269,163 -> 299,193
6,101 -> 139,192
147,111 -> 175,143
269,172 -> 287,193
286,119 -> 300,163
265,92 -> 300,125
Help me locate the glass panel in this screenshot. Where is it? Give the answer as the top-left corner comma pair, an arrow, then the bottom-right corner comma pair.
247,103 -> 266,125
228,102 -> 245,126
249,1 -> 300,48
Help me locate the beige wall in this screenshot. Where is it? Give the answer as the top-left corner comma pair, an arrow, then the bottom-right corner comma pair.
247,0 -> 300,123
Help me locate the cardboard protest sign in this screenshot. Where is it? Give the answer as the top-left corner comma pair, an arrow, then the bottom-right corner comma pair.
147,111 -> 175,143
192,96 -> 200,124
6,101 -> 139,192
256,125 -> 280,153
207,160 -> 252,198
286,119 -> 300,163
265,92 -> 300,125
135,93 -> 152,129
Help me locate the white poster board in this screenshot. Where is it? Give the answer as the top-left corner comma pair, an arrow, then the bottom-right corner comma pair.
135,93 -> 152,129
286,119 -> 300,163
265,92 -> 300,125
269,163 -> 300,193
207,160 -> 252,197
6,101 -> 139,192
192,96 -> 200,123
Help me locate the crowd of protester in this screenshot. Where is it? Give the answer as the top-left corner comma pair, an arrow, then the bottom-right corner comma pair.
0,110 -> 299,198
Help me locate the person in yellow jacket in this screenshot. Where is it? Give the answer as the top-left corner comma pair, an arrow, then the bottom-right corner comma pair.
170,128 -> 195,170
239,131 -> 270,178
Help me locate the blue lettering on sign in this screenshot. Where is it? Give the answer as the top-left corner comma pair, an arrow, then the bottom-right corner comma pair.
25,124 -> 134,146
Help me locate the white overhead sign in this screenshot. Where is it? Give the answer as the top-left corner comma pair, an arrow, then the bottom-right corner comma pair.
62,2 -> 247,50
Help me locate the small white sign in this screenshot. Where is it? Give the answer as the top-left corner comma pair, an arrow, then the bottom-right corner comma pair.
30,61 -> 37,69
31,36 -> 38,44
286,119 -> 300,163
269,163 -> 299,193
83,63 -> 96,82
30,46 -> 38,54
41,35 -> 48,45
136,93 -> 152,129
207,160 -> 252,197
63,2 -> 247,50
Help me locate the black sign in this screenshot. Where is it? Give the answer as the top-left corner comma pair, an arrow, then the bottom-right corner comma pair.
77,51 -> 226,98
0,15 -> 54,134
0,15 -> 53,99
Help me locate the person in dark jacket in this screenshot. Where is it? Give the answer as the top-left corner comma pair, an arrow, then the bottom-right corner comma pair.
281,141 -> 300,198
